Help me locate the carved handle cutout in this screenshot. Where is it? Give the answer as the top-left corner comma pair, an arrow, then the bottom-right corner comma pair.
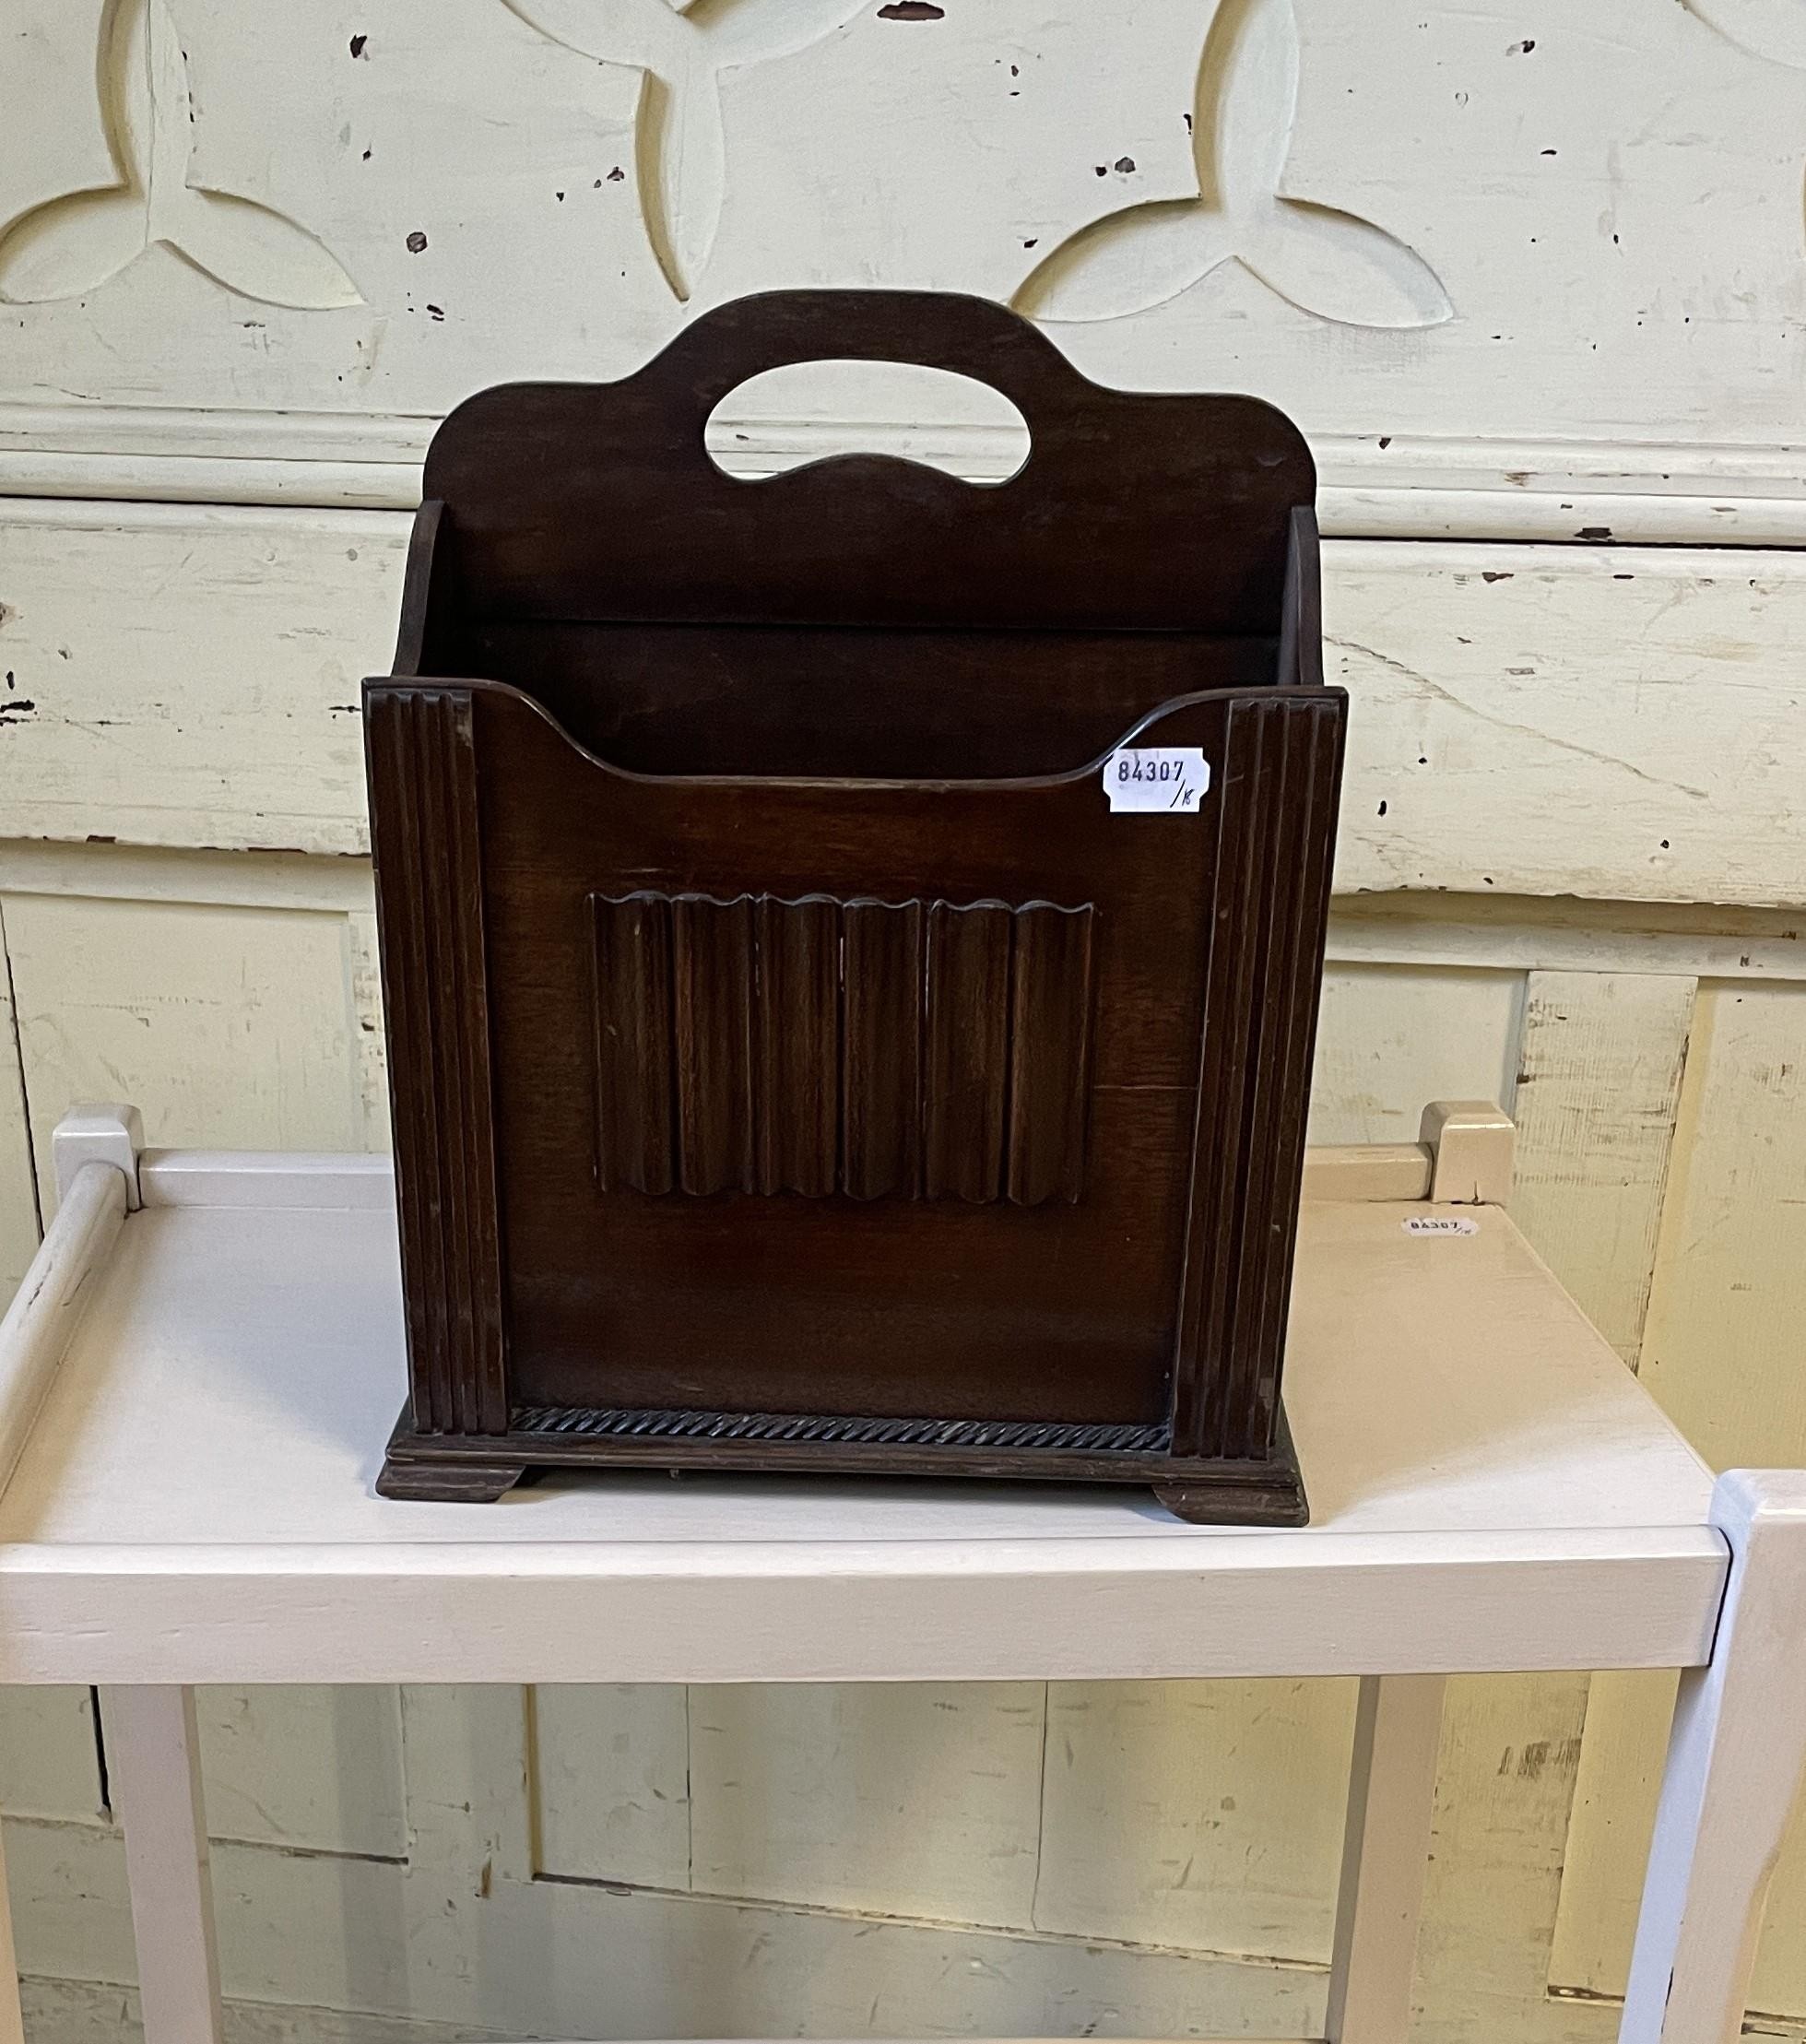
705,360 -> 1032,483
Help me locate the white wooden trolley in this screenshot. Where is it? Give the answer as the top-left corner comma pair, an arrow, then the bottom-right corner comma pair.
0,1103 -> 1800,2044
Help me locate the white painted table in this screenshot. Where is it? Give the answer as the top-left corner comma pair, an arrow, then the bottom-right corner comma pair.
0,1105 -> 1801,2044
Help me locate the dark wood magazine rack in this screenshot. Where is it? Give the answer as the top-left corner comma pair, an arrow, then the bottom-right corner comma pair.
366,289 -> 1346,1523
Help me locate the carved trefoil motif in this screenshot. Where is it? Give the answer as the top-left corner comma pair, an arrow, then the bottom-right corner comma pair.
498,0 -> 868,301
591,891 -> 1096,1205
0,0 -> 362,308
1015,0 -> 1452,329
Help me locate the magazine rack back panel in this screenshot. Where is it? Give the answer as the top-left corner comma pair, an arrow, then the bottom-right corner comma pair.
365,291 -> 1346,1523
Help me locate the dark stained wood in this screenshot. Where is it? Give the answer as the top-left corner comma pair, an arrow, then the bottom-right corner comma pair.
365,685 -> 506,1437
424,289 -> 1312,637
754,894 -> 839,1199
465,620 -> 1276,783
586,888 -> 1095,1210
378,1410 -> 1306,1529
1007,903 -> 1095,1207
1170,692 -> 1346,1460
367,289 -> 1342,1521
842,897 -> 924,1202
391,497 -> 443,679
1277,505 -> 1323,698
1153,1412 -> 1308,1528
672,892 -> 756,1197
923,900 -> 1011,1202
591,892 -> 677,1195
375,1453 -> 526,1503
1233,702 -> 1341,1460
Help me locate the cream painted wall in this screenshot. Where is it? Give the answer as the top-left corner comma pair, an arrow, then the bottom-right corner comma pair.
4,0 -> 1806,2036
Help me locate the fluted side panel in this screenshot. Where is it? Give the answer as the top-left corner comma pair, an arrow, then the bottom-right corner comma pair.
1173,691 -> 1346,1459
591,891 -> 1095,1206
592,892 -> 676,1194
1006,904 -> 1096,1207
754,893 -> 839,1197
673,892 -> 755,1195
843,898 -> 925,1200
923,900 -> 1011,1201
366,685 -> 507,1436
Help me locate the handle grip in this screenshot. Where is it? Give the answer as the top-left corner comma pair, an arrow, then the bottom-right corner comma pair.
623,289 -> 1092,453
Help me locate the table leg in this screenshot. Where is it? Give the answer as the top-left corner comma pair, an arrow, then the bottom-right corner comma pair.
1619,1470 -> 1806,2044
99,1685 -> 225,2044
1324,1672 -> 1446,2044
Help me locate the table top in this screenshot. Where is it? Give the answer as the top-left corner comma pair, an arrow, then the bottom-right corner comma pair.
0,1147 -> 1726,1685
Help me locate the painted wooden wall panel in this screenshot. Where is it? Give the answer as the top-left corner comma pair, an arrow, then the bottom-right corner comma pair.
394,1688 -> 1326,2041
1325,549 -> 1806,908
0,502 -> 406,857
196,1686 -> 406,1860
0,899 -> 135,1851
1413,1673 -> 1596,2040
1308,963 -> 1522,1144
1637,982 -> 1806,1473
453,1875 -> 1321,2040
1556,1665 -> 1806,2024
1481,966 -> 1703,2023
1549,979 -> 1806,2014
689,1684 -> 1045,1926
1509,971 -> 1695,1368
1,889 -> 370,1214
0,908 -> 38,1301
0,1692 -> 101,1825
0,869 -> 404,1873
1548,1671 -> 1682,2009
19,1977 -> 525,2044
0,1098 -> 28,1314
531,1684 -> 691,1889
7,513 -> 1806,909
1405,968 -> 1706,2034
1033,1679 -> 1355,1967
5,0 -> 1806,542
5,1818 -> 415,2016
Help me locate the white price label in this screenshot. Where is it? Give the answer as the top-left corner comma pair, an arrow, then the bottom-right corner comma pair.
1104,747 -> 1210,814
1401,1215 -> 1480,1236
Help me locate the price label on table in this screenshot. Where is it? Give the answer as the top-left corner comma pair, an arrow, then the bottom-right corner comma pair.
1103,747 -> 1210,814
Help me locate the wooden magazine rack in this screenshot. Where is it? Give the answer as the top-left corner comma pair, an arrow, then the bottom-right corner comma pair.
365,289 -> 1346,1521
